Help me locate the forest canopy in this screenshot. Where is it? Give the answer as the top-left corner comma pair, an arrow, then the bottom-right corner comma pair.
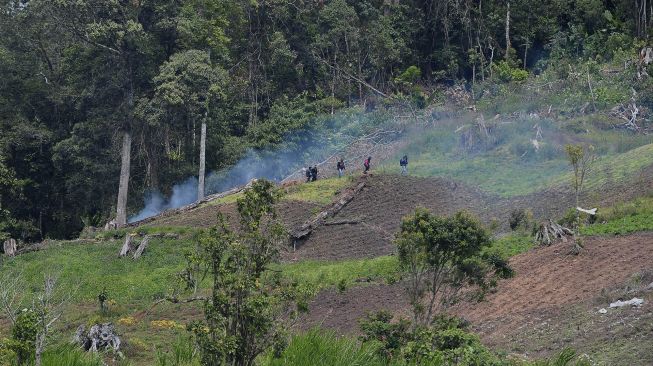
0,0 -> 651,240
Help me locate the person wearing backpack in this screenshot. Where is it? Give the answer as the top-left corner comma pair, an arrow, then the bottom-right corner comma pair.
305,166 -> 312,182
400,155 -> 408,176
363,156 -> 371,174
337,159 -> 345,177
310,166 -> 318,181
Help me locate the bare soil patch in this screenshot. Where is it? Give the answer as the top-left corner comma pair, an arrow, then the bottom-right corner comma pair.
296,232 -> 653,363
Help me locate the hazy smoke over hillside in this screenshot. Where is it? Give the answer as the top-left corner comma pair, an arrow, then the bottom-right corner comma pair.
129,135 -> 330,223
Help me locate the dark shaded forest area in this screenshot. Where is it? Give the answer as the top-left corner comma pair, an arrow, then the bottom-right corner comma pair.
1,0 -> 651,240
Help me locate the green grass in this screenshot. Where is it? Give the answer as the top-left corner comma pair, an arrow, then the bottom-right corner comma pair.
91,225 -> 197,241
282,176 -> 354,204
0,238 -> 190,303
581,196 -> 653,236
279,256 -> 401,290
203,192 -> 243,206
490,233 -> 534,258
261,329 -> 384,366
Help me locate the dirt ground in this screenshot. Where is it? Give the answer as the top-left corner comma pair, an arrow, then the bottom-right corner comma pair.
145,199 -> 320,231
296,232 -> 653,364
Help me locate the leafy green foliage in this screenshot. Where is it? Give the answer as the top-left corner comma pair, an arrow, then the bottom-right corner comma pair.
7,309 -> 38,365
395,209 -> 513,327
493,61 -> 529,83
182,180 -> 305,366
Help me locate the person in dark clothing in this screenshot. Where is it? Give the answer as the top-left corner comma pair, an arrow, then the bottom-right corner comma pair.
400,155 -> 408,176
337,159 -> 345,177
363,156 -> 371,173
310,166 -> 318,181
305,166 -> 312,182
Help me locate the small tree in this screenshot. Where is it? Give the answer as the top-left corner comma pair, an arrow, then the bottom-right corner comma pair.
395,209 -> 513,328
564,144 -> 596,254
183,180 -> 308,366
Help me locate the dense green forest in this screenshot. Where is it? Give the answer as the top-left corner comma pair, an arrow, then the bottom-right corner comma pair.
1,0 -> 651,241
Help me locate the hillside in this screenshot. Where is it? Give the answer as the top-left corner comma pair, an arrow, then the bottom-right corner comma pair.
4,0 -> 653,364
2,135 -> 653,364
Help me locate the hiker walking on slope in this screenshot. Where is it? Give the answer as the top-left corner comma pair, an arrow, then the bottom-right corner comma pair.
363,156 -> 371,174
400,155 -> 408,176
337,159 -> 345,177
310,166 -> 318,181
305,166 -> 312,182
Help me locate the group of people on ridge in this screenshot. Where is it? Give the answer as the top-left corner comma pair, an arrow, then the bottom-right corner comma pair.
305,154 -> 408,182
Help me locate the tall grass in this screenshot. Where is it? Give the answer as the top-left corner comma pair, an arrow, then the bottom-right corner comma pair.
262,329 -> 384,366
38,345 -> 104,366
277,256 -> 400,290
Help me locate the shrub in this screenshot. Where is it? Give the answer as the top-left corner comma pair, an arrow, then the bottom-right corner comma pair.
493,61 -> 529,83
8,308 -> 38,365
509,209 -> 534,231
359,311 -> 411,360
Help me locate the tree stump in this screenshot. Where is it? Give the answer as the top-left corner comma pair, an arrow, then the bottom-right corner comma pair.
132,235 -> 149,259
74,323 -> 121,352
3,239 -> 16,256
118,234 -> 135,257
535,220 -> 573,246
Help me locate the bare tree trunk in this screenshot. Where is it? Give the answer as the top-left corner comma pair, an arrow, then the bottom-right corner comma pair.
115,131 -> 132,227
198,122 -> 207,201
505,1 -> 511,60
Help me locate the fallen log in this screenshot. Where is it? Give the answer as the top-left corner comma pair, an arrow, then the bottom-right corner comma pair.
324,220 -> 360,226
290,176 -> 367,247
535,219 -> 573,246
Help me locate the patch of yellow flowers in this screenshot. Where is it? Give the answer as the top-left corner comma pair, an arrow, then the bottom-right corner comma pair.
117,316 -> 138,326
150,319 -> 185,330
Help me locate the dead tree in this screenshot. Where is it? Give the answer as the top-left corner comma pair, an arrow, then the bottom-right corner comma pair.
198,121 -> 207,201
34,274 -> 67,366
115,131 -> 132,227
0,271 -> 23,324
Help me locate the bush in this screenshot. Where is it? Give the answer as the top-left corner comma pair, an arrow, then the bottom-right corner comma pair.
493,61 -> 529,83
509,209 -> 534,231
359,311 -> 411,360
8,309 -> 38,365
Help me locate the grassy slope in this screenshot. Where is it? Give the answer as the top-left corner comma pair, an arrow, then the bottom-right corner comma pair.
379,126 -> 653,197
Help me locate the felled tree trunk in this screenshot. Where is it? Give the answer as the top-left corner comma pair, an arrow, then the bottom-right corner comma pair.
132,235 -> 149,259
290,177 -> 367,248
535,220 -> 573,246
3,238 -> 16,256
115,131 -> 132,227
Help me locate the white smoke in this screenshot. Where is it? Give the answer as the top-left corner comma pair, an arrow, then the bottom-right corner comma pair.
128,177 -> 199,223
129,138 -> 329,223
